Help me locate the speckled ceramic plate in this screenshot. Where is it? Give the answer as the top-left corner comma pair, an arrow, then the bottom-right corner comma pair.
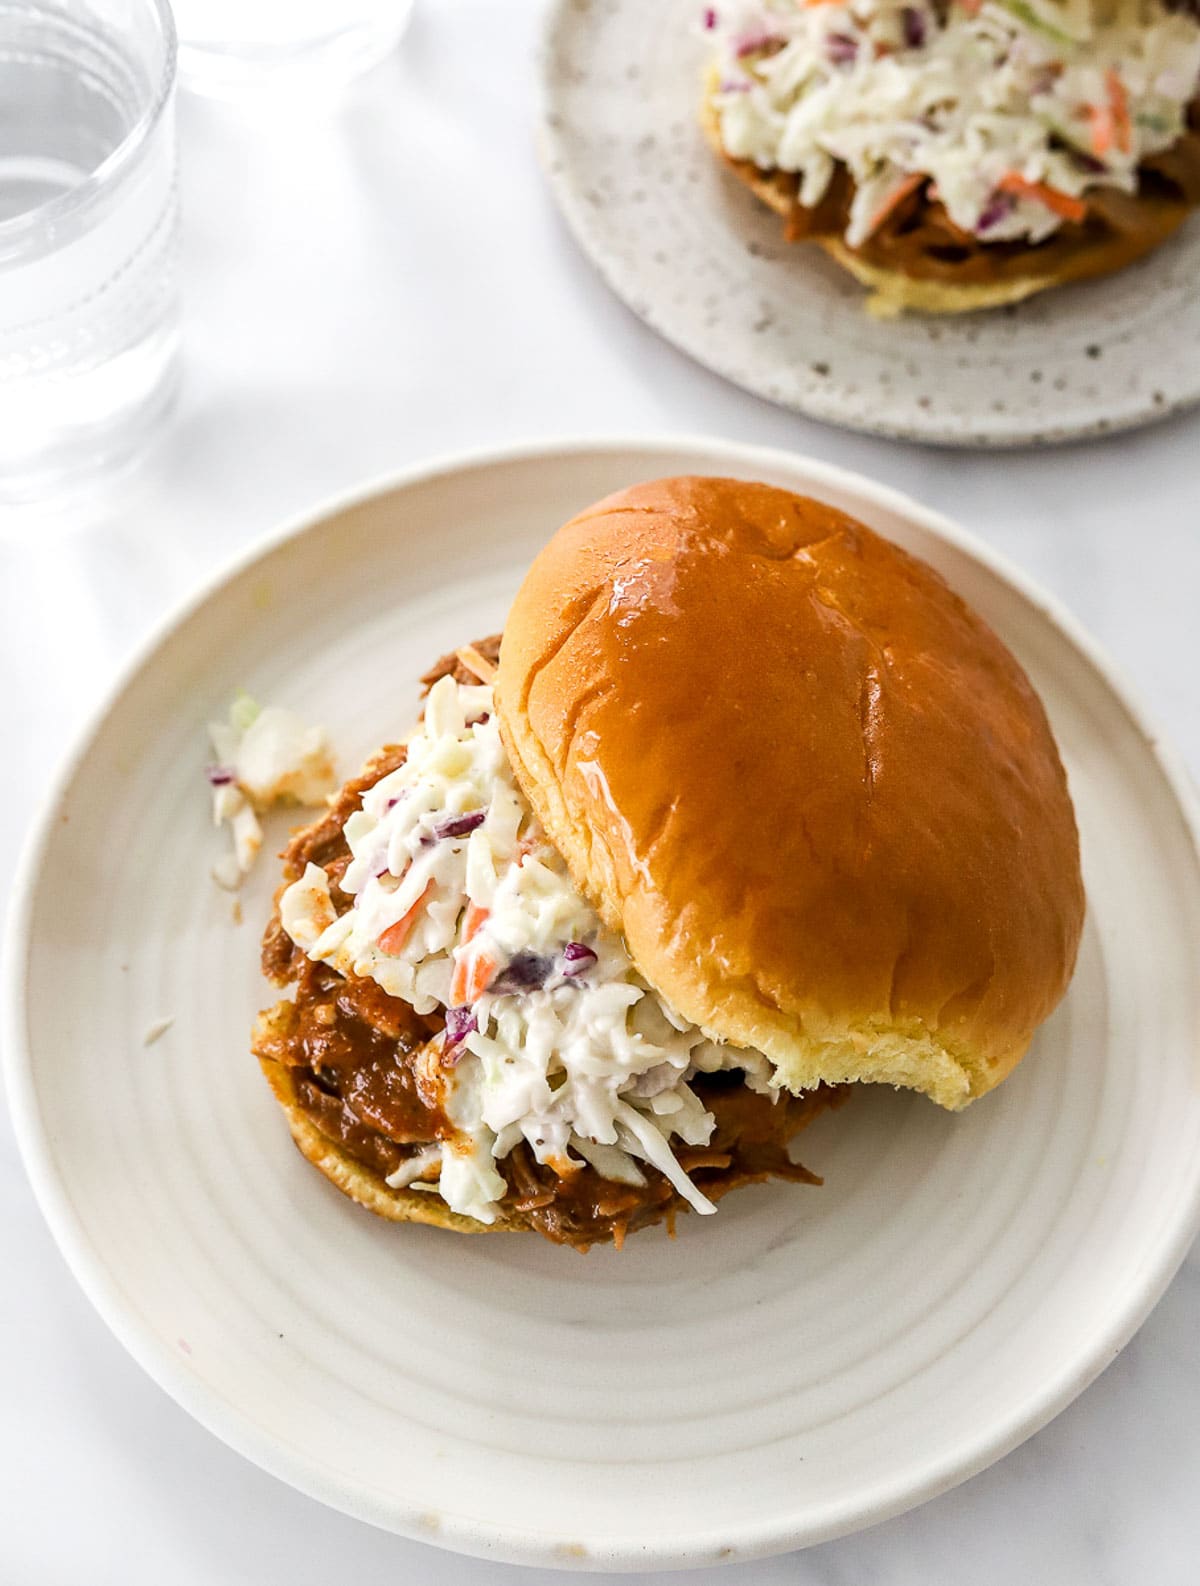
538,0 -> 1200,446
7,438 -> 1200,1570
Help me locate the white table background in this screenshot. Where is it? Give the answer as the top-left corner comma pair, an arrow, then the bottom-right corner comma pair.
3,2 -> 1198,1581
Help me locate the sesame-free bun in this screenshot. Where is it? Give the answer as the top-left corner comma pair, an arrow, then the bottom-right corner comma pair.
496,477 -> 1084,1110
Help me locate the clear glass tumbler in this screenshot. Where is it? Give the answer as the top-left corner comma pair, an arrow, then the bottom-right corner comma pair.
0,0 -> 180,503
172,0 -> 415,94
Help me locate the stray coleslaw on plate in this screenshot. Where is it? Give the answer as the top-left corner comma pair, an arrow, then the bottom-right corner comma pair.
207,695 -> 337,889
706,0 -> 1200,246
278,675 -> 778,1225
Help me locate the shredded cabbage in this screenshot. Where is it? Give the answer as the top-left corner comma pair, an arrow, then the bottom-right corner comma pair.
207,697 -> 336,890
708,0 -> 1200,244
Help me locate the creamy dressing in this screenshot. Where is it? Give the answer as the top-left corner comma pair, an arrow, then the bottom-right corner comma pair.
279,675 -> 776,1224
708,0 -> 1200,244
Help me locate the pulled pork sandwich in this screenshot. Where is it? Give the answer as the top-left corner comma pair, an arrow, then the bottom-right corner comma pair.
254,477 -> 1085,1250
701,0 -> 1200,315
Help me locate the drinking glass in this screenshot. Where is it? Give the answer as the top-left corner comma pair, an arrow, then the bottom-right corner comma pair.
172,0 -> 416,93
0,0 -> 180,504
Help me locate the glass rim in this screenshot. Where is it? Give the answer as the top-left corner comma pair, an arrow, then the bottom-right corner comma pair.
0,0 -> 178,262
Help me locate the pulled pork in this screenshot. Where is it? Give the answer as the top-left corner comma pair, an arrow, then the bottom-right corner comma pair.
737,116 -> 1200,288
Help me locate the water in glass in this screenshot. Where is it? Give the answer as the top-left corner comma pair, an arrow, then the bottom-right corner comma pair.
0,1 -> 179,501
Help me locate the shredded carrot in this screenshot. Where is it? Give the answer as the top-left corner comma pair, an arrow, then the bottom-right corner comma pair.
450,955 -> 467,1004
450,948 -> 497,1006
1106,68 -> 1131,155
863,173 -> 924,239
612,1220 -> 628,1252
377,881 -> 435,955
957,0 -> 982,14
447,905 -> 493,1005
1088,101 -> 1113,156
454,644 -> 497,684
466,952 -> 497,1000
997,171 -> 1087,223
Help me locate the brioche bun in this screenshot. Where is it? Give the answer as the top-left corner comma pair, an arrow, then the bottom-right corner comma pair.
496,476 -> 1084,1111
699,80 -> 1195,317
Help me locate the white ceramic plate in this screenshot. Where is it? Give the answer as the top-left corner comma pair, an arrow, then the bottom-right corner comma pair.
538,0 -> 1200,446
6,438 -> 1200,1571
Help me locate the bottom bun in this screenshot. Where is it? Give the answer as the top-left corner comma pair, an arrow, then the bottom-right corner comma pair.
814,222 -> 1188,318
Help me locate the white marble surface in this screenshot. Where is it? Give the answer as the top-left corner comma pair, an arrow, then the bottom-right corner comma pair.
2,2 -> 1198,1580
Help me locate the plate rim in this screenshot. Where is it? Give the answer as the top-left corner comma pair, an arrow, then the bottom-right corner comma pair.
535,0 -> 1200,450
6,433 -> 1200,1571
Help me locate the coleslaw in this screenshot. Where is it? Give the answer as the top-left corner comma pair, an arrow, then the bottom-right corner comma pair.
208,694 -> 336,889
707,0 -> 1200,245
278,675 -> 777,1225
